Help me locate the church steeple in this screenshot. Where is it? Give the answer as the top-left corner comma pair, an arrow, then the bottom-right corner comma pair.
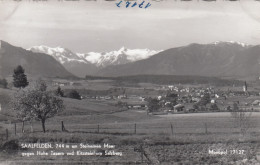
243,81 -> 247,92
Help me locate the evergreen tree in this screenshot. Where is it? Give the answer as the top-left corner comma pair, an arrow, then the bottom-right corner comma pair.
55,86 -> 64,97
13,65 -> 29,88
67,90 -> 81,100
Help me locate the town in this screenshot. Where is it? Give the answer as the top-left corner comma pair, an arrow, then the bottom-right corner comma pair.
42,77 -> 260,115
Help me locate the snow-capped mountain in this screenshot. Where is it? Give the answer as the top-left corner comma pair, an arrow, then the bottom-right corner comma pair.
28,46 -> 98,77
78,47 -> 161,68
23,41 -> 260,78
210,41 -> 251,48
97,41 -> 259,77
28,46 -> 161,77
28,45 -> 90,64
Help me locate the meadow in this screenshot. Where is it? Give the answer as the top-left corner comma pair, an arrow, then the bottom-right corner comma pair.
1,108 -> 260,164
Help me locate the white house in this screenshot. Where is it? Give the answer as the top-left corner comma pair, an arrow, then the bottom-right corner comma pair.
252,100 -> 260,106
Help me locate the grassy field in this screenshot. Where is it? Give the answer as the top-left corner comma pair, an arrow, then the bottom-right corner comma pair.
4,109 -> 260,135
1,110 -> 260,164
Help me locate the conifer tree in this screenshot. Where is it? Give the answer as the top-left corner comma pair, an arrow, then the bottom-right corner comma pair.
13,65 -> 29,88
55,86 -> 64,97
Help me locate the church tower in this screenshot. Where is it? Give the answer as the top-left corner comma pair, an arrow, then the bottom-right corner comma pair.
243,81 -> 247,92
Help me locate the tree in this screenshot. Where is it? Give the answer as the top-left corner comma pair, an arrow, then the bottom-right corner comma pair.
193,103 -> 199,110
232,102 -> 239,112
164,92 -> 178,109
55,86 -> 64,97
34,79 -> 47,92
67,90 -> 81,100
12,81 -> 64,133
13,65 -> 29,88
0,78 -> 8,88
147,98 -> 160,113
199,93 -> 211,106
209,103 -> 219,111
197,92 -> 211,111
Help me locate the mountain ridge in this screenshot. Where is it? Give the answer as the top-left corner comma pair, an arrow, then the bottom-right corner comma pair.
2,40 -> 259,79
28,45 -> 161,77
0,40 -> 75,78
96,42 -> 260,78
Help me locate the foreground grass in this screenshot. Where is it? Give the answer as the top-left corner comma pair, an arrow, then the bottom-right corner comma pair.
0,131 -> 260,164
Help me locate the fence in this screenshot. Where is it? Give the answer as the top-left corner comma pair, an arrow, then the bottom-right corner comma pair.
1,119 -> 259,139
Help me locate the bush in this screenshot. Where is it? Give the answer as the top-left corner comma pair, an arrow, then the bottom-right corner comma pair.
67,90 -> 81,100
1,140 -> 19,152
0,79 -> 8,88
210,103 -> 219,111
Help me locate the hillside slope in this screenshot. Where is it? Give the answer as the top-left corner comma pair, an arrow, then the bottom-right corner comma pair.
97,42 -> 259,78
0,41 -> 74,78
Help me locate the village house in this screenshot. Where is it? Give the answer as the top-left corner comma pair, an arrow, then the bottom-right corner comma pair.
252,100 -> 260,106
173,104 -> 185,112
118,94 -> 127,99
127,102 -> 147,110
211,99 -> 216,104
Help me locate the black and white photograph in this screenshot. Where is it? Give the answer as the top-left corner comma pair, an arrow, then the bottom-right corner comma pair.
0,0 -> 260,164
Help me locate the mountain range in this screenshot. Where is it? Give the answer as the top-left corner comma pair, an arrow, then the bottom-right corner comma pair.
1,40 -> 260,80
97,41 -> 260,78
28,46 -> 161,77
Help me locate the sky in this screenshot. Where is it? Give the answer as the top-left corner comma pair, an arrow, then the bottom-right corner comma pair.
0,0 -> 260,53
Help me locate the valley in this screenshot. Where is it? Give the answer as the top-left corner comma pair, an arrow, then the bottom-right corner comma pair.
1,75 -> 260,164
1,41 -> 260,164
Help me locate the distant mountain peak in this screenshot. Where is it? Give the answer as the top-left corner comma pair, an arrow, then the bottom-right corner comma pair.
27,45 -> 161,77
118,46 -> 127,52
30,45 -> 68,54
211,41 -> 250,47
97,41 -> 260,77
29,45 -> 161,67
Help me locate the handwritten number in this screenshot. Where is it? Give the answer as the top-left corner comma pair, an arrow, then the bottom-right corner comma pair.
131,2 -> 137,7
126,1 -> 131,8
116,1 -> 122,8
116,1 -> 151,9
139,1 -> 145,8
145,3 -> 151,9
